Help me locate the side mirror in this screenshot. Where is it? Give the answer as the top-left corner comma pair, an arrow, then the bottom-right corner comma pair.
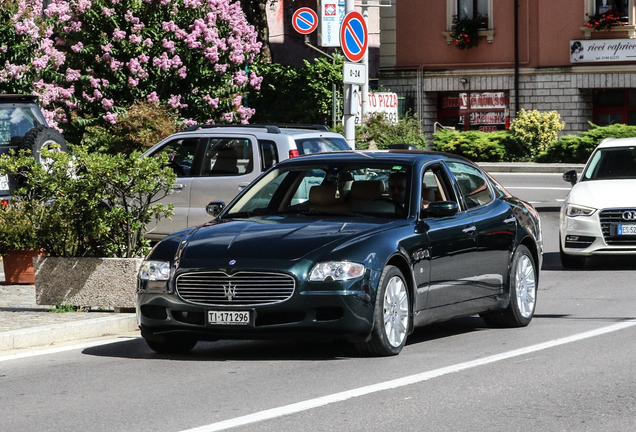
424,201 -> 458,218
563,170 -> 578,186
206,201 -> 225,217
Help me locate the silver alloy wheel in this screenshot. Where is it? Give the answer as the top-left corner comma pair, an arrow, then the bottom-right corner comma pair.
515,255 -> 536,318
40,139 -> 63,169
383,275 -> 409,347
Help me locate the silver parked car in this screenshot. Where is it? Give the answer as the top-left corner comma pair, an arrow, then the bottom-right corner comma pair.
144,124 -> 351,239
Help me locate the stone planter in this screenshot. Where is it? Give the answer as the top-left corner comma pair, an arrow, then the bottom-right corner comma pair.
33,257 -> 143,309
3,249 -> 47,285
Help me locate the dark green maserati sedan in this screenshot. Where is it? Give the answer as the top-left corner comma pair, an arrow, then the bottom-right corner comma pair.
137,150 -> 542,356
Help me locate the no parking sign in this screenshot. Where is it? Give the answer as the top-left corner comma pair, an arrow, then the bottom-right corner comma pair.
292,8 -> 318,35
340,11 -> 367,62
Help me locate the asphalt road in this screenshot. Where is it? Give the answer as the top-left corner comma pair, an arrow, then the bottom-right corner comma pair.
2,173 -> 636,432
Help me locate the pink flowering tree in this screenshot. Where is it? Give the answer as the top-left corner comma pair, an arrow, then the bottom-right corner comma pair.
0,0 -> 263,142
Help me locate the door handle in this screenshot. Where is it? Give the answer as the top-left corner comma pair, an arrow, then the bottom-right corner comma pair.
503,217 -> 516,224
238,182 -> 250,190
462,225 -> 476,234
171,183 -> 185,190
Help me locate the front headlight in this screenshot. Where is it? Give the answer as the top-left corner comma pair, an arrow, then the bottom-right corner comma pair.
565,204 -> 596,217
139,261 -> 171,280
309,261 -> 365,282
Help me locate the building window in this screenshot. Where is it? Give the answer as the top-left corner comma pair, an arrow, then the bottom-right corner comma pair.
445,0 -> 494,43
594,89 -> 636,126
458,0 -> 488,20
595,0 -> 628,16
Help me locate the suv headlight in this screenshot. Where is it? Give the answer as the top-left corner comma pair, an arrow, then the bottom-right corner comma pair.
309,261 -> 365,282
139,261 -> 171,280
565,204 -> 596,217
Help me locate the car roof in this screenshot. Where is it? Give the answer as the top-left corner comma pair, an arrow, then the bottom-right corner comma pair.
0,94 -> 39,103
597,137 -> 636,149
277,150 -> 473,166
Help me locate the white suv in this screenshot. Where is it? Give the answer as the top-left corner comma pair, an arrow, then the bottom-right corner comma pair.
144,124 -> 351,239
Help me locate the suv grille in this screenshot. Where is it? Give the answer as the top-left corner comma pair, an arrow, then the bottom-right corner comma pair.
599,209 -> 636,246
176,272 -> 295,306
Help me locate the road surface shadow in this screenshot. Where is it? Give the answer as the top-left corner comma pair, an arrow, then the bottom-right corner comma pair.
543,251 -> 636,271
82,316 -> 492,361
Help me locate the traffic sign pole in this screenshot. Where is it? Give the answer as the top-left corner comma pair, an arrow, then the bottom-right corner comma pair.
344,0 -> 356,149
361,8 -> 369,120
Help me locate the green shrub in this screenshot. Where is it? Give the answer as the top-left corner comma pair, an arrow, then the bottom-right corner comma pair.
81,101 -> 181,155
536,123 -> 636,163
432,129 -> 524,162
355,114 -> 427,150
0,201 -> 40,257
0,147 -> 176,258
509,109 -> 565,157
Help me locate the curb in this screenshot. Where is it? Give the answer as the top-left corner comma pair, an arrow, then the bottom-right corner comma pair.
0,314 -> 138,352
477,163 -> 585,173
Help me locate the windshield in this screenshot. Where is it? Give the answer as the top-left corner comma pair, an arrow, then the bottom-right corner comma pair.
0,104 -> 46,147
294,137 -> 351,155
224,162 -> 412,219
582,146 -> 636,180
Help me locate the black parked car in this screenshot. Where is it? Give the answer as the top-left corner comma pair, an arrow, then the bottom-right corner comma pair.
137,150 -> 542,356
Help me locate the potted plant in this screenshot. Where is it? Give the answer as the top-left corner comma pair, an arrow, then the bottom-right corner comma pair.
450,14 -> 488,50
585,8 -> 625,31
0,200 -> 45,284
0,146 -> 176,307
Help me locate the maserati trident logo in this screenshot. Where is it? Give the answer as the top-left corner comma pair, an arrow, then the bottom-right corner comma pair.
622,211 -> 636,221
223,282 -> 237,301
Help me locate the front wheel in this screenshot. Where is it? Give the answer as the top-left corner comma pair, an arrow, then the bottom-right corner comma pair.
356,265 -> 410,356
481,245 -> 537,328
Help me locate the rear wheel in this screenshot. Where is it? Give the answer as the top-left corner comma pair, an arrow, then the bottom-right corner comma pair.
356,265 -> 409,356
144,336 -> 197,354
481,245 -> 537,328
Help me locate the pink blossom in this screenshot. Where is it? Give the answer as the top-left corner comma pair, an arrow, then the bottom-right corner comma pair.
167,94 -> 188,109
128,77 -> 139,87
214,63 -> 228,73
113,29 -> 127,41
101,43 -> 113,53
202,95 -> 219,108
178,66 -> 187,79
146,92 -> 160,103
129,34 -> 142,44
102,98 -> 114,109
183,119 -> 197,127
93,89 -> 103,99
221,112 -> 234,122
138,54 -> 149,63
103,112 -> 118,125
0,46 -> 7,53
65,68 -> 81,81
162,39 -> 176,54
232,95 -> 242,107
143,38 -> 153,47
102,7 -> 114,16
232,70 -> 248,87
71,42 -> 84,53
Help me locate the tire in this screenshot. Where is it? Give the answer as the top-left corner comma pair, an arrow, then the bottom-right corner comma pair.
19,126 -> 67,165
559,238 -> 586,269
356,265 -> 410,356
144,336 -> 197,354
481,245 -> 537,328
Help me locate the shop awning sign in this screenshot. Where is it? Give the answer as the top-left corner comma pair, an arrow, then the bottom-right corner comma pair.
340,11 -> 368,62
293,8 -> 318,35
570,39 -> 636,63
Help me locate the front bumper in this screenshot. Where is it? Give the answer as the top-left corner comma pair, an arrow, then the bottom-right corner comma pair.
560,209 -> 636,256
137,279 -> 377,343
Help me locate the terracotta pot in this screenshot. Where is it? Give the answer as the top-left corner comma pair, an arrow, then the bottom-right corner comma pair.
3,249 -> 47,285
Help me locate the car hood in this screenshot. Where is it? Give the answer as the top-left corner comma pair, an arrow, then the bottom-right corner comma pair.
180,216 -> 393,263
570,179 -> 636,209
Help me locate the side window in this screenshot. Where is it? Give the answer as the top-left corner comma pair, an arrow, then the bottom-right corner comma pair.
259,140 -> 279,170
422,168 -> 449,206
151,138 -> 199,177
201,138 -> 253,176
295,138 -> 348,155
446,161 -> 493,209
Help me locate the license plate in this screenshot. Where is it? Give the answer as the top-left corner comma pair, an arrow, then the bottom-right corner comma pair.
0,175 -> 8,191
208,310 -> 250,325
618,224 -> 636,235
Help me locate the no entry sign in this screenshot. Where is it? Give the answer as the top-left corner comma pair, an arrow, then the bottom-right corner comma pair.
292,8 -> 318,35
340,11 -> 367,62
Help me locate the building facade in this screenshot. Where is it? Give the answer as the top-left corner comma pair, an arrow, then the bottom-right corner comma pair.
379,0 -> 636,137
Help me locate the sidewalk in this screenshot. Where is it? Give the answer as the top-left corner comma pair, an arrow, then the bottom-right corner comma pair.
0,265 -> 138,353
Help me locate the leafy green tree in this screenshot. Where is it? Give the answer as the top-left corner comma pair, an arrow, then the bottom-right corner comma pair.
509,109 -> 565,157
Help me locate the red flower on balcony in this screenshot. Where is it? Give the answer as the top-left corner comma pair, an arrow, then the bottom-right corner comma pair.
586,8 -> 625,31
450,14 -> 488,50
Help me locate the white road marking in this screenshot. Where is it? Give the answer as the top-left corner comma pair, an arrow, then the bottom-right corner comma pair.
504,186 -> 571,191
181,321 -> 636,432
0,336 -> 139,362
